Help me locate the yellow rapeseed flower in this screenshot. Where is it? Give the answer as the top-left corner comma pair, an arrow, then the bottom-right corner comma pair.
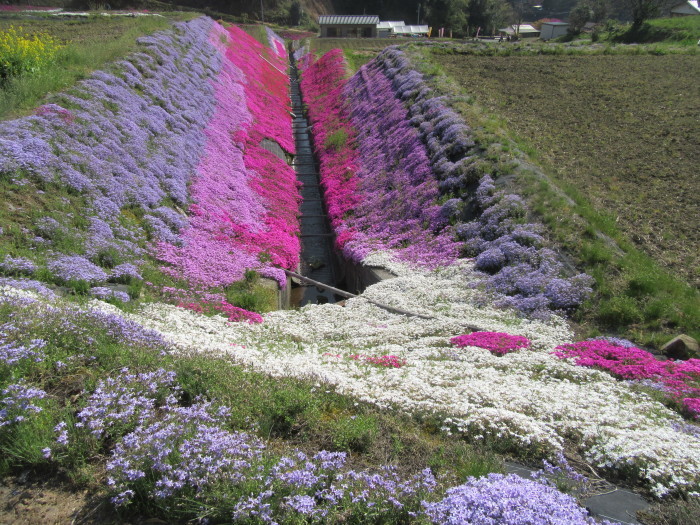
0,25 -> 63,82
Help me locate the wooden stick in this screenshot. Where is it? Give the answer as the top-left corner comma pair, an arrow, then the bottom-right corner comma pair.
283,269 -> 435,320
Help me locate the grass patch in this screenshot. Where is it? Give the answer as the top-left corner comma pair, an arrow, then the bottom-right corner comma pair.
225,270 -> 278,313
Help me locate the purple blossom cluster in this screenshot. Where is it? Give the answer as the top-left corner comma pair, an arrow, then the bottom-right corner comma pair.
0,332 -> 46,366
109,263 -> 142,283
375,48 -> 479,192
0,381 -> 46,427
460,176 -> 593,318
109,396 -> 437,520
422,473 -> 611,525
78,368 -> 179,438
79,309 -> 170,349
0,277 -> 56,298
341,56 -> 461,267
0,255 -> 36,276
89,287 -> 131,302
0,288 -> 169,351
0,17 -> 224,286
47,255 -> 108,284
108,400 -> 262,504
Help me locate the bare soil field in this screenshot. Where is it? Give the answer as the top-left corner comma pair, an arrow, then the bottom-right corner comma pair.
433,54 -> 700,288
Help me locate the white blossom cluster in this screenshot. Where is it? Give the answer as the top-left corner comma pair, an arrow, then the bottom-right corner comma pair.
82,254 -> 700,496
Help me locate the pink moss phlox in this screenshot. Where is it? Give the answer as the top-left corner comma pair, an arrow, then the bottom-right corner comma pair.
323,352 -> 406,367
450,332 -> 531,355
226,25 -> 294,154
554,340 -> 700,418
299,50 -> 363,249
349,354 -> 407,368
177,300 -> 263,324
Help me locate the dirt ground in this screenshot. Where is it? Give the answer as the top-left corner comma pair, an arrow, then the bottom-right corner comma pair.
0,475 -> 128,525
433,53 -> 700,288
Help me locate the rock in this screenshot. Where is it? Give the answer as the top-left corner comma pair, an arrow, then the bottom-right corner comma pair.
661,334 -> 699,360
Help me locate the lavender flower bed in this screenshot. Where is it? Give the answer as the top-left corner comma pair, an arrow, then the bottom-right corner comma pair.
341,57 -> 461,267
0,17 -> 222,286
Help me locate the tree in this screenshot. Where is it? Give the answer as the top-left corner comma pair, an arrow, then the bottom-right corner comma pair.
467,0 -> 512,36
425,0 -> 470,37
569,0 -> 591,33
289,0 -> 303,25
621,0 -> 667,28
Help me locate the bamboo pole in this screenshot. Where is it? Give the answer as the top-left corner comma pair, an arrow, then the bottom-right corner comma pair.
283,269 -> 435,320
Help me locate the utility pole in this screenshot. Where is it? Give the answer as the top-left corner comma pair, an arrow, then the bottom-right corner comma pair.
417,3 -> 421,25
260,0 -> 265,23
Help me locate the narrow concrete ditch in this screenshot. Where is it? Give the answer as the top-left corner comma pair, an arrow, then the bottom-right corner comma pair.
287,55 -> 400,308
288,58 -> 343,306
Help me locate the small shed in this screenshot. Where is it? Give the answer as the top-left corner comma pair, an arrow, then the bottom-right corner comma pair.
671,0 -> 700,15
498,24 -> 541,38
377,21 -> 405,38
319,15 -> 380,38
540,22 -> 570,40
393,25 -> 430,37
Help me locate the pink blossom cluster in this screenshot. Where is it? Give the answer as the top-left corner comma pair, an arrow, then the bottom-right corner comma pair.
554,339 -> 700,418
177,300 -> 263,324
155,24 -> 299,291
324,353 -> 406,368
450,332 -> 531,355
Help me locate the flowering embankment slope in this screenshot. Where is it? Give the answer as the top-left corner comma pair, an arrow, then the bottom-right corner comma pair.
0,19 -> 300,310
298,46 -> 592,319
119,258 -> 700,498
0,17 -> 220,293
154,23 -> 300,289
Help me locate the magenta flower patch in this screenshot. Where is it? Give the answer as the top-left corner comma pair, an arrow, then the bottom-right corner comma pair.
450,332 -> 531,355
554,339 -> 700,418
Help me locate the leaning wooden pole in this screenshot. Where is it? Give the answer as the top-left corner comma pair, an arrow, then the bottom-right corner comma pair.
283,269 -> 436,320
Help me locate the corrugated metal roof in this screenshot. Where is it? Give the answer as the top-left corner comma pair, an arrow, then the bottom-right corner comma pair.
499,24 -> 540,34
393,25 -> 430,34
318,15 -> 380,25
377,21 -> 405,29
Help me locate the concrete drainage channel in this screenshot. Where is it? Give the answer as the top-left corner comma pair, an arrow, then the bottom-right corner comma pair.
289,59 -> 343,306
287,56 -> 649,524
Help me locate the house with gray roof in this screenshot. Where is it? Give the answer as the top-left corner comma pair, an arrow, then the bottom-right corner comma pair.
319,15 -> 379,38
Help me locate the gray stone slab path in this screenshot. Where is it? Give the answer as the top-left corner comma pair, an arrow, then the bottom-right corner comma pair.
505,462 -> 648,524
